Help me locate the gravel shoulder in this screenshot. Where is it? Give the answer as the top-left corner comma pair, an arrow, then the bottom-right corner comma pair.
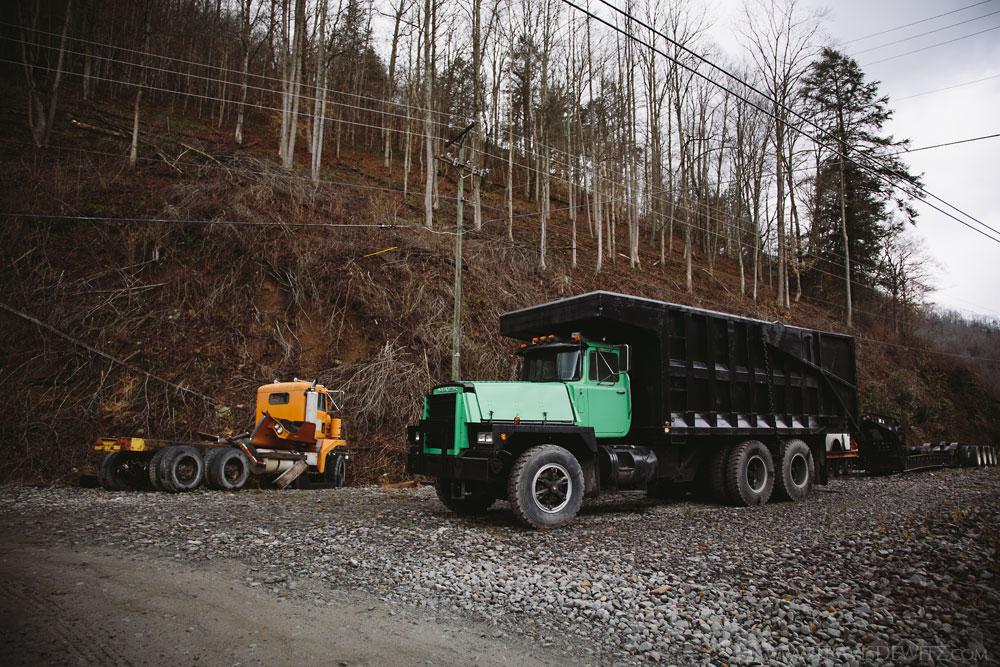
1,468 -> 999,666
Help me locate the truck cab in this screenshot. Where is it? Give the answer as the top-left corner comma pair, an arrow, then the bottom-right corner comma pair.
519,335 -> 631,438
255,380 -> 343,441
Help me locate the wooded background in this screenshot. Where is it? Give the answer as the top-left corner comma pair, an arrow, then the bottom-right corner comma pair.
2,0 -> 998,483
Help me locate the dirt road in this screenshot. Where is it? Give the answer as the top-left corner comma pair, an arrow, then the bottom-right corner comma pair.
0,530 -> 568,667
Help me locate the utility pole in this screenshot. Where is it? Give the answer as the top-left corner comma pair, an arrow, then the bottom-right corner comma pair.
437,122 -> 488,381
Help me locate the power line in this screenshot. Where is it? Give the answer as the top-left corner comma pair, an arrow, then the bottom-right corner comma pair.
0,212 -> 401,229
853,8 -> 1000,54
901,132 -> 1000,154
894,72 -> 1000,101
844,0 -> 995,44
864,23 -> 1000,66
10,10 -> 998,247
7,26 -> 996,304
0,302 -> 221,403
578,0 -> 1000,244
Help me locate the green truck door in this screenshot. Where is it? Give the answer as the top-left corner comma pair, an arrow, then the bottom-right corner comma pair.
577,349 -> 630,438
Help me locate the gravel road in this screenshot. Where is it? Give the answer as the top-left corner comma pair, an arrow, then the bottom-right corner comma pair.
2,468 -> 998,666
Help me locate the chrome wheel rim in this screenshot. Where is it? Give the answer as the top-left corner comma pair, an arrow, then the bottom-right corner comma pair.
532,463 -> 572,514
746,454 -> 768,494
790,452 -> 809,488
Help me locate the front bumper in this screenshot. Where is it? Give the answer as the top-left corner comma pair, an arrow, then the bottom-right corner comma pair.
406,425 -> 499,480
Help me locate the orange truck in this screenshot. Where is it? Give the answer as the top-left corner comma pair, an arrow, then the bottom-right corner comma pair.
94,380 -> 349,492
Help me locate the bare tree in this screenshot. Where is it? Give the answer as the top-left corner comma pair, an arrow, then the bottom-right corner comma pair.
741,0 -> 821,308
19,0 -> 73,150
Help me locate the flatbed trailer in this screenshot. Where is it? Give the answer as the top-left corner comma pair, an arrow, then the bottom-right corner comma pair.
94,380 -> 349,492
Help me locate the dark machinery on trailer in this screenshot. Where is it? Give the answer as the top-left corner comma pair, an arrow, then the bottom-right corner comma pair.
408,291 -> 865,528
857,412 -> 997,474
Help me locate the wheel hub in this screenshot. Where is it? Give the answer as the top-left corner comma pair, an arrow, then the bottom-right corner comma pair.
532,463 -> 572,514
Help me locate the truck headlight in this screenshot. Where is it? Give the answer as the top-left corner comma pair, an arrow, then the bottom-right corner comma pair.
477,432 -> 493,445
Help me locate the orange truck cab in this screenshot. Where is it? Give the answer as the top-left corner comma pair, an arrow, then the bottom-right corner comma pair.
252,380 -> 347,476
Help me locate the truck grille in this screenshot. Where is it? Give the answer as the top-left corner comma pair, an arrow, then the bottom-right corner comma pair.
422,393 -> 457,452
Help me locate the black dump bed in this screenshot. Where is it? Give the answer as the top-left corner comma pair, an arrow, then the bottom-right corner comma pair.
500,291 -> 858,439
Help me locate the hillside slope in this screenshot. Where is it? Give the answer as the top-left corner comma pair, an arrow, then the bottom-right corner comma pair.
1,97 -> 997,483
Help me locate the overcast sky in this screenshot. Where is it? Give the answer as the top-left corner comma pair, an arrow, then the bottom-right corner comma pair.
720,0 -> 1000,320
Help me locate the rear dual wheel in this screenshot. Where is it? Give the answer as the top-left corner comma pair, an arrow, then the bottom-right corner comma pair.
773,439 -> 814,502
204,447 -> 250,491
724,440 -> 775,507
156,446 -> 204,492
98,452 -> 147,491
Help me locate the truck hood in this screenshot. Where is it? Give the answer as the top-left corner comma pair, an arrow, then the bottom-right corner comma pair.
468,381 -> 575,423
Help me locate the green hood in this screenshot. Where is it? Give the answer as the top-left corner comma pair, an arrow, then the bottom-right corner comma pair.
468,381 -> 576,422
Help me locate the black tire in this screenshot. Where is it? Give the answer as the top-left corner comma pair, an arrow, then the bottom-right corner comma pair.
98,452 -> 144,491
724,440 -> 775,507
435,478 -> 496,515
707,446 -> 731,504
206,447 -> 250,491
148,448 -> 169,491
202,448 -> 225,490
324,451 -> 347,487
773,439 -> 815,502
507,445 -> 585,529
157,446 -> 204,492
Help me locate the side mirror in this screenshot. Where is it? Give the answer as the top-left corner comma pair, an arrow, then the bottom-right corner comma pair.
620,344 -> 631,373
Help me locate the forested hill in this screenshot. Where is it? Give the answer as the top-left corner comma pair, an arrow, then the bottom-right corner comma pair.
1,0 -> 997,483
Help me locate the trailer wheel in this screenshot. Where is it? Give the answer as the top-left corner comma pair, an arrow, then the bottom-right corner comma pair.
773,439 -> 814,502
98,452 -> 144,491
157,446 -> 204,492
707,446 -> 731,504
147,448 -> 169,491
324,452 -> 346,487
507,445 -> 584,529
724,440 -> 774,507
206,448 -> 250,491
434,479 -> 495,515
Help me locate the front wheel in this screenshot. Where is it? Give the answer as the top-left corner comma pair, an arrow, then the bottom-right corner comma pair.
507,445 -> 585,529
324,451 -> 347,487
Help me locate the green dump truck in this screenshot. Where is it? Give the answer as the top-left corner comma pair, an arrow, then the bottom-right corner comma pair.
407,291 -> 859,528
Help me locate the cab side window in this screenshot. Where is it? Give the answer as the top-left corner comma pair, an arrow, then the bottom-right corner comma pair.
268,392 -> 290,405
588,350 -> 620,382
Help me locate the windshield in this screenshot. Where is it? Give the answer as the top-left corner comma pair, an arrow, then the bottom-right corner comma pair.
522,348 -> 582,382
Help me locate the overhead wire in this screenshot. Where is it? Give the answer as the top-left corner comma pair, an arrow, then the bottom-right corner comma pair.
7,47 -> 994,298
852,8 -> 1000,55
584,0 -> 1000,243
8,17 -> 999,313
843,0 -> 996,44
893,72 -> 1000,101
10,9 -> 998,244
864,23 -> 1000,66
